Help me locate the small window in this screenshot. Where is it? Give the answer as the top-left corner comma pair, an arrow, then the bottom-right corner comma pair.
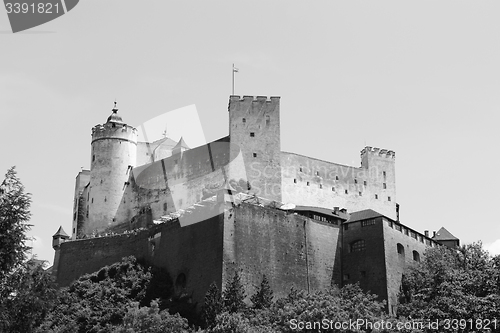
389,221 -> 393,228
242,118 -> 246,123
316,171 -> 319,176
92,155 -> 95,162
388,196 -> 391,201
73,228 -> 76,234
350,239 -> 366,252
359,191 -> 362,196
265,115 -> 270,126
361,219 -> 376,227
345,189 -> 348,194
397,243 -> 405,255
375,194 -> 378,199
413,251 -> 420,262
335,176 -> 339,180
331,187 -> 335,191
293,179 -> 297,184
383,183 -> 387,189
253,153 -> 257,158
306,181 -> 310,186
404,229 -> 409,236
344,224 -> 349,230
319,184 -> 323,189
300,167 -> 303,172
383,171 -> 386,177
91,198 -> 93,204
395,224 -> 402,232
354,179 -> 357,184
363,181 -> 367,186
250,132 -> 255,137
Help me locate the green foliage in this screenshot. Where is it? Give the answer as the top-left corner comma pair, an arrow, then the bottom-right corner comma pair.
223,270 -> 246,313
0,167 -> 32,278
399,242 -> 500,324
112,300 -> 191,333
251,275 -> 273,309
201,282 -> 223,328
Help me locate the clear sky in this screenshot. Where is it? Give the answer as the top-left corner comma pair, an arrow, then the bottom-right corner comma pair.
1,1 -> 499,265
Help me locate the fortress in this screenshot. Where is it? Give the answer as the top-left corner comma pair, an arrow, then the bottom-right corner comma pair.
52,95 -> 459,315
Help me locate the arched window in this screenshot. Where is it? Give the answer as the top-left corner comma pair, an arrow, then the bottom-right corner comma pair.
350,239 -> 366,253
413,250 -> 420,262
397,243 -> 405,256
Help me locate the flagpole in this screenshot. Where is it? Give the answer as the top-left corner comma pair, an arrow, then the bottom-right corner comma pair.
232,63 -> 235,95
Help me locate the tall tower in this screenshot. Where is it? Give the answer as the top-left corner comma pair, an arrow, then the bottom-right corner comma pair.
360,146 -> 397,220
87,103 -> 137,234
228,96 -> 282,202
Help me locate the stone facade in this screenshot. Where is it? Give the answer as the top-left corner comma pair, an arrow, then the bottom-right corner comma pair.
56,94 -> 458,314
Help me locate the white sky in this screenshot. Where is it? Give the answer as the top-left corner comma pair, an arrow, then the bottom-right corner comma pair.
1,1 -> 499,265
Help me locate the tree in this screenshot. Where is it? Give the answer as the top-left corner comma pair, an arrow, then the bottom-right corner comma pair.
223,270 -> 246,313
0,167 -> 54,333
0,260 -> 57,333
201,282 -> 223,328
112,300 -> 191,333
37,256 -> 163,333
0,167 -> 32,279
251,275 -> 273,309
399,242 -> 500,324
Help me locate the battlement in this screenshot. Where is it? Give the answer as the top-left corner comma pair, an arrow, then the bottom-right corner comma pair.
360,146 -> 395,159
229,95 -> 280,103
91,123 -> 138,144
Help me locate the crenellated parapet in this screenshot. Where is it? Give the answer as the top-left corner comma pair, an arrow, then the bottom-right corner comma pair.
229,95 -> 280,103
91,123 -> 138,145
360,146 -> 396,159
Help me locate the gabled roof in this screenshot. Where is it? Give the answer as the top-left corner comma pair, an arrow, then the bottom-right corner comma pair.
53,226 -> 70,239
293,206 -> 348,220
346,209 -> 385,224
173,137 -> 190,150
432,227 -> 459,241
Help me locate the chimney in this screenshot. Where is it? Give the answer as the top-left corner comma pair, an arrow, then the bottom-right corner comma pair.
339,208 -> 347,214
433,230 -> 436,237
333,207 -> 339,215
424,230 -> 429,237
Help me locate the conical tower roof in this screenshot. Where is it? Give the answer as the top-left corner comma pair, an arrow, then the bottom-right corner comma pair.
173,137 -> 190,150
52,226 -> 70,239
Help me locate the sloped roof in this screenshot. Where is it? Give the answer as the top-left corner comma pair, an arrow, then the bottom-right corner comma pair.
293,206 -> 348,220
346,209 -> 385,224
432,227 -> 459,241
52,226 -> 70,239
173,137 -> 190,150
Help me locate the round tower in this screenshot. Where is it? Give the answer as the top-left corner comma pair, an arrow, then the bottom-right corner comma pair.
88,102 -> 137,234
